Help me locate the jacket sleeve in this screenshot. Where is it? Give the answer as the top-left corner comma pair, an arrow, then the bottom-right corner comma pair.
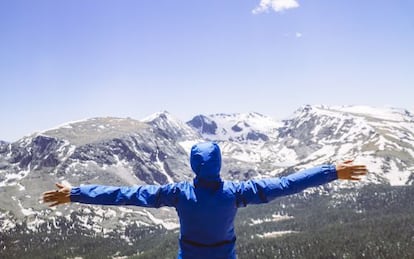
70,183 -> 179,208
235,164 -> 337,207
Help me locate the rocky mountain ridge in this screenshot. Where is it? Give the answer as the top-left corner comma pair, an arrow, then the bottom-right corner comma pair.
0,105 -> 413,248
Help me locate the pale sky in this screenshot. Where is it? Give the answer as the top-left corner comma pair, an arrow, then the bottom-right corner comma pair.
1,0 -> 413,142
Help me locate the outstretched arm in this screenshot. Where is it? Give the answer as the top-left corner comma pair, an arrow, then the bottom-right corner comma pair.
236,161 -> 367,207
43,183 -> 179,208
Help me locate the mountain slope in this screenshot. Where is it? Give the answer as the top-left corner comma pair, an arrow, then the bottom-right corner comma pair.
276,105 -> 414,185
0,105 -> 413,258
0,115 -> 201,239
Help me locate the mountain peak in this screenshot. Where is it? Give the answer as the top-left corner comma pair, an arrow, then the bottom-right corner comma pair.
141,111 -> 172,123
187,115 -> 218,135
41,117 -> 148,146
187,112 -> 281,142
142,111 -> 200,141
291,104 -> 413,123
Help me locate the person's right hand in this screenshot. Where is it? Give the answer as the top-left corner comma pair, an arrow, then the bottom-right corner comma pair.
42,183 -> 72,207
336,160 -> 367,180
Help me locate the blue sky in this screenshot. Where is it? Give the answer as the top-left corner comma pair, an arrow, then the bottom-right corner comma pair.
1,0 -> 413,141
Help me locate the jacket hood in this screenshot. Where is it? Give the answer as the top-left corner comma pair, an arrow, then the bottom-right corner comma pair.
190,142 -> 222,181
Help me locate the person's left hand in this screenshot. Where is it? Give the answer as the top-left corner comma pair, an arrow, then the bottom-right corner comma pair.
336,160 -> 368,181
42,183 -> 72,207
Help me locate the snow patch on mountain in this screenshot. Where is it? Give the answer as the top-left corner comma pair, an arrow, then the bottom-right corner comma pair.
179,140 -> 202,155
384,161 -> 412,186
143,209 -> 179,230
17,199 -> 36,217
249,214 -> 293,226
154,149 -> 174,184
0,166 -> 31,187
257,230 -> 299,239
188,112 -> 281,142
329,105 -> 413,122
0,215 -> 16,231
219,142 -> 264,163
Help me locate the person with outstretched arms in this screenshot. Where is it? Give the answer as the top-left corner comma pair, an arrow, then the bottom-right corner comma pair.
43,142 -> 367,259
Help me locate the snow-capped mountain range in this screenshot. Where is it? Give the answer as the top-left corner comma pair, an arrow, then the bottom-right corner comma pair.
1,105 -> 413,237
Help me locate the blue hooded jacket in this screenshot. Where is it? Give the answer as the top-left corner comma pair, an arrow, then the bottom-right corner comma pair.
70,142 -> 338,258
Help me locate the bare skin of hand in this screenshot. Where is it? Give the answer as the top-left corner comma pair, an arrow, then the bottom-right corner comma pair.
42,183 -> 72,207
336,160 -> 367,181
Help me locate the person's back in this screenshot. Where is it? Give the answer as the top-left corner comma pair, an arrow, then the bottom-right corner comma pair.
175,181 -> 238,258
